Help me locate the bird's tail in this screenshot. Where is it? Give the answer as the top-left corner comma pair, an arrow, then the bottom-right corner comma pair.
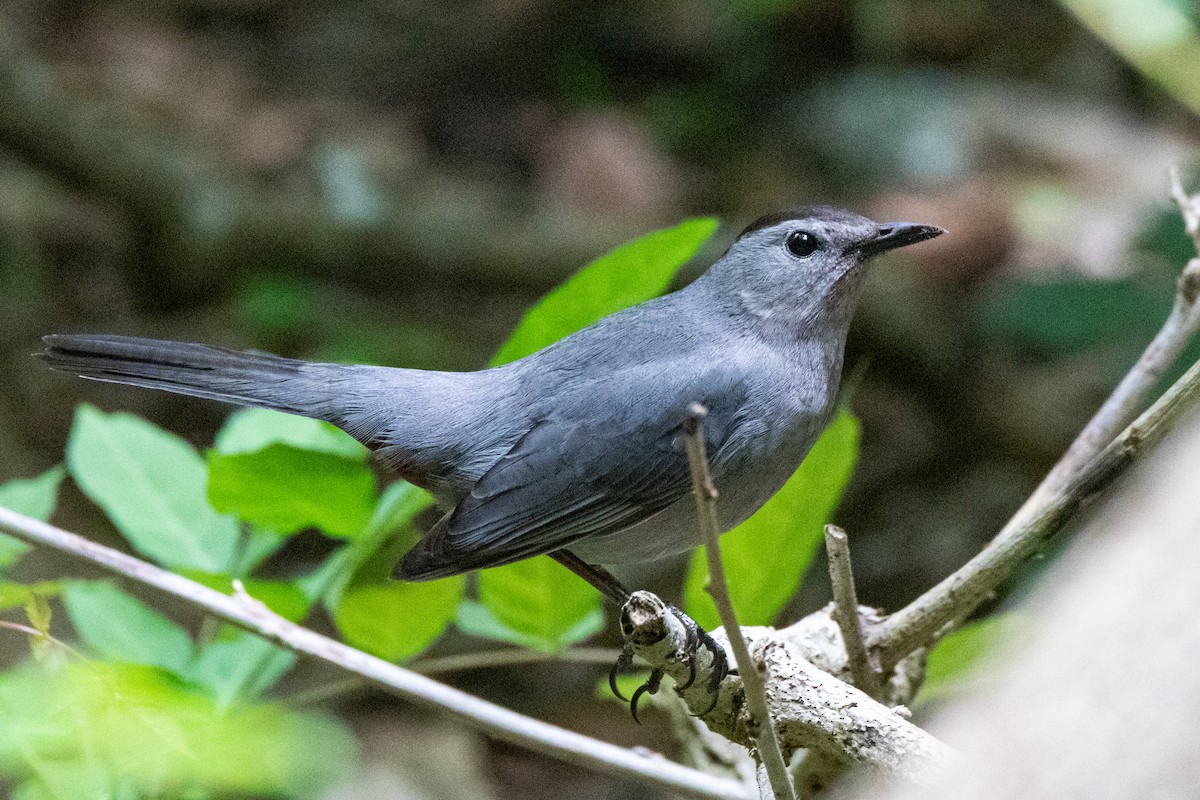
39,334 -> 351,423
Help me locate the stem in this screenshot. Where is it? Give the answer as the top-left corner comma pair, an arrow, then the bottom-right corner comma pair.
0,506 -> 751,800
684,404 -> 796,800
822,526 -> 882,696
871,353 -> 1200,668
871,173 -> 1200,668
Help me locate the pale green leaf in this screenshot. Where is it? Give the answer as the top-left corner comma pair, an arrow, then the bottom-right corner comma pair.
207,444 -> 376,539
919,614 -> 1024,704
0,467 -> 65,567
491,216 -> 718,365
685,410 -> 860,629
334,577 -> 463,661
62,581 -> 194,674
67,405 -> 240,571
181,572 -> 311,622
476,557 -> 602,651
0,661 -> 355,797
457,600 -> 605,652
214,407 -> 367,459
185,629 -> 297,708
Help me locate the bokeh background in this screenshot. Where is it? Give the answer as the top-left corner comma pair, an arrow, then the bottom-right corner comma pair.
2,0 -> 1199,797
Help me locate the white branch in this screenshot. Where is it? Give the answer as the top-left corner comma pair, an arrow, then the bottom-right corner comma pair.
621,592 -> 953,784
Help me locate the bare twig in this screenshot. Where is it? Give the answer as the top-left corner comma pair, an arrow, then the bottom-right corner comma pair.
0,506 -> 751,800
621,592 -> 953,782
1026,170 -> 1200,508
684,404 -> 795,800
872,174 -> 1200,669
823,525 -> 882,697
1170,166 -> 1200,249
871,352 -> 1200,668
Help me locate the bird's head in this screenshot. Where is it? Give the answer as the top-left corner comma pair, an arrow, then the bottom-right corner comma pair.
702,206 -> 943,336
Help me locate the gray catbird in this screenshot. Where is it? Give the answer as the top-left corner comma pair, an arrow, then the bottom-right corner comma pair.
40,207 -> 941,599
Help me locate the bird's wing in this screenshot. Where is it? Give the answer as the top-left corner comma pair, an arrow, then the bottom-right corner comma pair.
394,366 -> 749,580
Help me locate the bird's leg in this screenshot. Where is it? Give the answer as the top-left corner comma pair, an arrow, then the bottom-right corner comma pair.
551,549 -> 730,718
549,549 -> 630,604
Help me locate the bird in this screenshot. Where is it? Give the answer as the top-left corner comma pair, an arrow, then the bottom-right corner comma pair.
39,206 -> 940,629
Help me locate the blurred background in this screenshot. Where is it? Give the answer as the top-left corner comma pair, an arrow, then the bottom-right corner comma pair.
2,0 -> 1199,797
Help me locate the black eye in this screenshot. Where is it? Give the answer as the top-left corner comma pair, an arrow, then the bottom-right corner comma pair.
785,230 -> 819,258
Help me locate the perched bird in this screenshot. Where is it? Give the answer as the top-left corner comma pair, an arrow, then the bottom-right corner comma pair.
40,208 -> 941,600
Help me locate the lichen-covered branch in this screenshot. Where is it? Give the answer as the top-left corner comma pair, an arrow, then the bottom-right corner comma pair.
621,592 -> 953,784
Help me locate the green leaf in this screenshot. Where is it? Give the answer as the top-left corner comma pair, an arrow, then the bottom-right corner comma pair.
311,480 -> 434,605
0,661 -> 355,798
67,405 -> 240,571
214,407 -> 367,460
457,599 -> 605,652
207,444 -> 376,539
919,614 -> 1023,704
0,467 -> 65,567
334,577 -> 464,661
491,216 -> 718,365
476,557 -> 603,651
685,409 -> 860,629
62,581 -> 194,674
0,581 -> 61,610
24,592 -> 52,637
185,629 -> 297,708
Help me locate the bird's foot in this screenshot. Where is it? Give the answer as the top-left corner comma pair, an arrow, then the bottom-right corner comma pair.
608,603 -> 731,721
666,603 -> 730,716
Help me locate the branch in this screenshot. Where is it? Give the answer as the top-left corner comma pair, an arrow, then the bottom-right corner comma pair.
871,174 -> 1200,668
1027,181 -> 1200,504
822,525 -> 882,697
621,592 -> 953,783
684,404 -> 795,800
0,507 -> 752,800
871,351 -> 1200,668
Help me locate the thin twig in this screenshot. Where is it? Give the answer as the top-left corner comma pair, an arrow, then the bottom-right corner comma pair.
871,352 -> 1200,668
684,403 -> 796,800
0,506 -> 751,800
1026,170 -> 1200,507
1170,166 -> 1200,249
872,174 -> 1200,668
822,526 -> 882,697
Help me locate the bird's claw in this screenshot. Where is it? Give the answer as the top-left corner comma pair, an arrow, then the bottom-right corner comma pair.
608,643 -> 635,702
609,603 -> 732,720
629,668 -> 663,724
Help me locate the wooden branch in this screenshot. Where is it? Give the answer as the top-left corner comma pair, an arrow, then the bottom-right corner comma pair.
621,592 -> 953,783
823,525 -> 882,697
684,404 -> 795,800
871,352 -> 1200,668
871,173 -> 1200,668
0,506 -> 752,800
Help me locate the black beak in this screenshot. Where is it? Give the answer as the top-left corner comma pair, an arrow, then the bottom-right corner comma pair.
853,222 -> 945,258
